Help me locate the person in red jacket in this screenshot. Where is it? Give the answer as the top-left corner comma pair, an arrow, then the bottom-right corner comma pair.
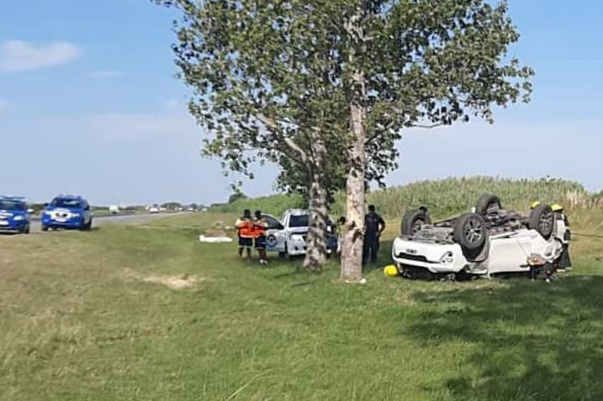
235,209 -> 254,259
253,210 -> 269,265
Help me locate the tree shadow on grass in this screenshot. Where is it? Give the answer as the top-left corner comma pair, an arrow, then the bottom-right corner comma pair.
403,275 -> 603,400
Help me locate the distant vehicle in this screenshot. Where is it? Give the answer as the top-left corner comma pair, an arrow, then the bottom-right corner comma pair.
41,195 -> 93,231
149,206 -> 160,214
0,196 -> 31,234
109,205 -> 120,214
262,209 -> 339,258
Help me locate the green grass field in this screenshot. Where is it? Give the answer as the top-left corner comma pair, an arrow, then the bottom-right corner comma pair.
2,197 -> 603,400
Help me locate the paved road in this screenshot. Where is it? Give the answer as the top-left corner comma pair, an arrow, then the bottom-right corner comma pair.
29,213 -> 178,234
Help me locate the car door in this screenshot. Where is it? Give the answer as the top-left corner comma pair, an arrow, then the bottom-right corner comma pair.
263,214 -> 286,253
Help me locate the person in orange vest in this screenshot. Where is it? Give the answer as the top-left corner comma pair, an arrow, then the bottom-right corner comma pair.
253,210 -> 269,265
235,209 -> 254,259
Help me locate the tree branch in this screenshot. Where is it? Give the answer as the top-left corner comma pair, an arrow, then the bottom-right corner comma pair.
255,113 -> 308,164
410,122 -> 446,129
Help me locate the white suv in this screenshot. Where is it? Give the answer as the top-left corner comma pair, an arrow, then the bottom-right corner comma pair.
262,209 -> 338,258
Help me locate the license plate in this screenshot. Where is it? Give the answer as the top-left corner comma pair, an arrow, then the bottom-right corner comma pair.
54,218 -> 66,222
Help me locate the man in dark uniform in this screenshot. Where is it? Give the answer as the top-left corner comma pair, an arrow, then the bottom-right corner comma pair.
363,204 -> 386,265
253,210 -> 269,265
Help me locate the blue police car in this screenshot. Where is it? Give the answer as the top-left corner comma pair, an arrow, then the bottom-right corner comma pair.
41,195 -> 93,231
0,196 -> 31,234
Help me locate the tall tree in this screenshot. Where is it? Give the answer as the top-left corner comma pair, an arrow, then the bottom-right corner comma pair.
153,0 -> 398,270
154,0 -> 533,280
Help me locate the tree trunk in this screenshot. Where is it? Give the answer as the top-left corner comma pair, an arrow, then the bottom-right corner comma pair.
340,94 -> 367,281
303,168 -> 329,270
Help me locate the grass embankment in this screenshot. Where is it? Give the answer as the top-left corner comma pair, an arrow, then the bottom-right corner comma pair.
2,202 -> 603,400
216,176 -> 601,219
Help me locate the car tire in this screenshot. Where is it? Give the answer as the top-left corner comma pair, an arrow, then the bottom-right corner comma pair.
279,243 -> 289,258
528,203 -> 554,239
23,225 -> 30,234
41,224 -> 48,232
475,194 -> 502,215
453,212 -> 488,259
401,207 -> 431,236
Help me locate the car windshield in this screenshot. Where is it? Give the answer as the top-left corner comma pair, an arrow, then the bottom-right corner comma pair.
289,214 -> 309,228
51,198 -> 82,208
0,200 -> 25,211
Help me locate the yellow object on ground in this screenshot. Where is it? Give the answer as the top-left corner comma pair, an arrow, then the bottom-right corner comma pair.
551,203 -> 563,211
531,201 -> 541,209
384,265 -> 399,277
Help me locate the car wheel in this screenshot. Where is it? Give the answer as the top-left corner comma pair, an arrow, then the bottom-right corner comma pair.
24,225 -> 30,234
453,212 -> 488,259
279,243 -> 289,258
41,224 -> 48,232
475,194 -> 502,215
86,218 -> 93,231
401,207 -> 431,236
528,203 -> 554,239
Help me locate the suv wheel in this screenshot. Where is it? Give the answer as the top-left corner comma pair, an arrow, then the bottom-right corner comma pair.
41,224 -> 48,232
453,212 -> 488,260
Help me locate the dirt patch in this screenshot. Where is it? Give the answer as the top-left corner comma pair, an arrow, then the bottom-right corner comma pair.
122,269 -> 204,290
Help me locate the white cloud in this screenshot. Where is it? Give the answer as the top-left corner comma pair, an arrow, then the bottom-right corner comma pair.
87,70 -> 124,78
0,40 -> 81,73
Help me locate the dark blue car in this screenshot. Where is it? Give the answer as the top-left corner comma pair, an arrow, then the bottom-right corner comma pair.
0,196 -> 31,234
41,195 -> 93,231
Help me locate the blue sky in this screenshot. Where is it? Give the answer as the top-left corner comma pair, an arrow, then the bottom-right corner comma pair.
1,0 -> 602,206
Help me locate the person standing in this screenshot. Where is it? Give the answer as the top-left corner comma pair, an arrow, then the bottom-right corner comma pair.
235,209 -> 253,260
253,210 -> 269,265
551,203 -> 573,272
363,205 -> 386,265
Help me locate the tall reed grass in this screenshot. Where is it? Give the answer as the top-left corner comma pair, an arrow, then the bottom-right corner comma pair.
211,176 -> 602,219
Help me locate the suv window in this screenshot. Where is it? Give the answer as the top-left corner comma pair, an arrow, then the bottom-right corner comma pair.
289,214 -> 309,228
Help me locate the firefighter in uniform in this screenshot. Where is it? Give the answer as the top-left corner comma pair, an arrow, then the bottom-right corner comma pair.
235,209 -> 254,260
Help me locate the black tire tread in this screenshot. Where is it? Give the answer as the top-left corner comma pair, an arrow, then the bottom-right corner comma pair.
528,203 -> 554,239
475,194 -> 502,215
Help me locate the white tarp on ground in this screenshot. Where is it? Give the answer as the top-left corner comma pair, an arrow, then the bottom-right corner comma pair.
199,235 -> 233,243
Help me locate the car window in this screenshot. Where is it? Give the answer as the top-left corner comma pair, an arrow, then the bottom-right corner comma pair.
0,200 -> 25,211
52,198 -> 82,208
289,214 -> 309,228
262,215 -> 283,229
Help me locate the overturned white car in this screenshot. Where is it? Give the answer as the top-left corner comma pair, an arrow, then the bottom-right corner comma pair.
391,194 -> 571,280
